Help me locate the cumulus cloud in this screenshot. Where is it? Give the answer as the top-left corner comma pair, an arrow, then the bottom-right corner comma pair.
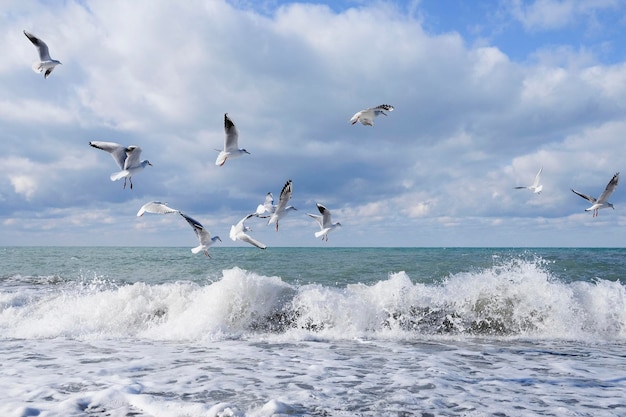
1,0 -> 625,247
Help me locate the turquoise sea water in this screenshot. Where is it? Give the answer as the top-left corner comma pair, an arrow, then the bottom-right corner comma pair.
1,246 -> 625,416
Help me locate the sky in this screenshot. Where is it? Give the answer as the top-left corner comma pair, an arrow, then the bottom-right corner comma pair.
1,0 -> 626,248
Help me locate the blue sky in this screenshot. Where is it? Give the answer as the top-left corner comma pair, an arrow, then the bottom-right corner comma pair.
1,0 -> 626,247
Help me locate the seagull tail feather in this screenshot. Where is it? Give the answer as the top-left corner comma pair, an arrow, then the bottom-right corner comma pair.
110,170 -> 129,181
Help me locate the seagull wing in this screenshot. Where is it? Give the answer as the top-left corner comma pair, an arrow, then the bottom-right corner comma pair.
571,189 -> 596,204
180,212 -> 211,246
275,180 -> 293,213
307,213 -> 323,228
596,172 -> 619,204
263,192 -> 274,210
231,214 -> 266,249
372,104 -> 394,116
255,193 -> 275,217
238,233 -> 267,250
24,30 -> 51,61
137,201 -> 178,216
531,167 -> 543,188
90,141 -> 127,169
123,146 -> 143,169
224,113 -> 239,151
316,203 -> 332,228
230,213 -> 251,240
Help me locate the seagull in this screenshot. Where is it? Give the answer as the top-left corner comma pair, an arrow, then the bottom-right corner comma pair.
267,179 -> 297,231
90,141 -> 152,189
514,167 -> 543,194
179,212 -> 221,257
255,192 -> 275,218
307,203 -> 341,242
137,201 -> 179,217
230,213 -> 267,250
216,113 -> 250,166
350,104 -> 394,126
571,172 -> 619,217
23,30 -> 61,79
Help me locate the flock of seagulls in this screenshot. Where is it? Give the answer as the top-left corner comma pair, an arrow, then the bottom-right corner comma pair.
24,29 -> 620,254
514,168 -> 620,218
101,108 -> 349,255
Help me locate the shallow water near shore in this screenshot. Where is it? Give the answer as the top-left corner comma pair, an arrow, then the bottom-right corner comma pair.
1,246 -> 625,416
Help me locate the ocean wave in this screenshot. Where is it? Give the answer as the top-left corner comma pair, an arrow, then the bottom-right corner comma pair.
1,259 -> 625,341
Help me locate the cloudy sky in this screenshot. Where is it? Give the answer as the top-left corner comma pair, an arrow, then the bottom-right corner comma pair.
1,0 -> 626,248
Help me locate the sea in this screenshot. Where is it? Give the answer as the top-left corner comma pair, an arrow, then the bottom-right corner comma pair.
1,246 -> 625,417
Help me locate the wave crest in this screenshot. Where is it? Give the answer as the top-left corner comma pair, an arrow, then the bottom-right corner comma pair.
1,259 -> 625,341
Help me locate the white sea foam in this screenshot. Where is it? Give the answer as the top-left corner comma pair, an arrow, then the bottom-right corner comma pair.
1,260 -> 625,342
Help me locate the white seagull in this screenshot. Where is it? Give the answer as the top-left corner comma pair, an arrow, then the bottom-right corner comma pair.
255,192 -> 275,218
23,30 -> 61,79
514,167 -> 543,194
307,203 -> 341,242
90,141 -> 152,189
268,180 -> 297,231
179,212 -> 221,257
137,201 -> 179,217
571,172 -> 619,218
230,213 -> 267,250
216,113 -> 250,166
350,104 -> 394,126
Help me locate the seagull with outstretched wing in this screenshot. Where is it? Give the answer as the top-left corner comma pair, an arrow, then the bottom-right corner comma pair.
230,213 -> 267,250
23,30 -> 62,78
90,141 -> 152,189
514,167 -> 543,194
350,104 -> 394,126
216,113 -> 250,166
137,202 -> 179,217
307,203 -> 341,241
179,212 -> 221,257
267,180 -> 297,231
571,172 -> 619,217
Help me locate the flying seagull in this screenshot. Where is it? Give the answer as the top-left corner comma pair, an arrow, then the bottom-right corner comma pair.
514,167 -> 543,194
90,141 -> 152,189
350,104 -> 394,126
230,213 -> 267,250
307,203 -> 341,242
179,212 -> 221,257
137,201 -> 179,217
216,113 -> 250,166
23,30 -> 61,78
255,192 -> 275,218
571,172 -> 619,217
267,179 -> 297,231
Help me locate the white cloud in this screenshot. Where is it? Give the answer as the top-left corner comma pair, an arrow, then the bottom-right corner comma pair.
506,0 -> 620,32
1,0 -> 626,247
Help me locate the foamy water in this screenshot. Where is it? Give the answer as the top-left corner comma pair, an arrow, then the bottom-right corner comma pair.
1,247 -> 625,416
